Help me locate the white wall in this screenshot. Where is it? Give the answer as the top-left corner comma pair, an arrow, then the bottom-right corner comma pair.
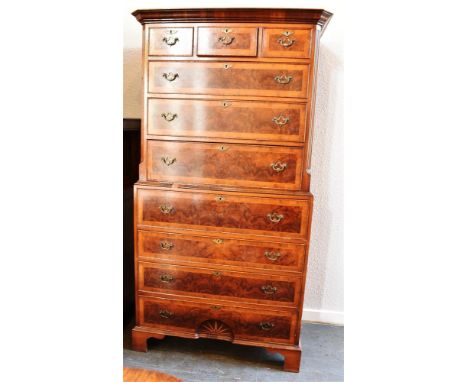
123,0 -> 344,325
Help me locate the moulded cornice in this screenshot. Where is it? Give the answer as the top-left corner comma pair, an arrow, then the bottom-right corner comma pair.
132,8 -> 333,36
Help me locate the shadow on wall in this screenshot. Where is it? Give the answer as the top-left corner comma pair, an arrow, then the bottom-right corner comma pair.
306,44 -> 343,313
124,48 -> 143,118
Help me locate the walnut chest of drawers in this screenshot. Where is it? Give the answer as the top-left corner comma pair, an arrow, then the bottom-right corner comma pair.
131,8 -> 332,373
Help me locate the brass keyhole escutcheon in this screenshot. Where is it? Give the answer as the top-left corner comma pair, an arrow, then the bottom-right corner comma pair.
212,271 -> 222,278
222,101 -> 231,108
218,145 -> 229,152
223,63 -> 232,69
213,239 -> 224,245
215,195 -> 225,202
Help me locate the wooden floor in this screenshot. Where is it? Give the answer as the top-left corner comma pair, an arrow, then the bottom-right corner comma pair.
124,367 -> 182,382
123,322 -> 344,382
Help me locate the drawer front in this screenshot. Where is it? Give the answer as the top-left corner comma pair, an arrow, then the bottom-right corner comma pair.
147,141 -> 304,190
139,296 -> 297,344
197,27 -> 258,57
137,230 -> 306,272
148,61 -> 309,98
137,188 -> 311,239
138,262 -> 301,306
148,27 -> 193,56
262,28 -> 312,58
147,98 -> 307,143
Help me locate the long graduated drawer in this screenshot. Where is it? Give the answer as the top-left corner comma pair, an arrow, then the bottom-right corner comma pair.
138,295 -> 298,345
148,61 -> 309,98
147,140 -> 304,190
137,229 -> 306,273
136,187 -> 312,239
138,262 -> 302,307
147,98 -> 307,143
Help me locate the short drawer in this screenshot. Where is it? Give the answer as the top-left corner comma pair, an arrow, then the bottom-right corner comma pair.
147,140 -> 304,190
148,61 -> 309,98
137,230 -> 306,272
147,98 -> 307,143
262,28 -> 312,58
136,187 -> 311,239
148,27 -> 193,56
197,27 -> 258,56
139,295 -> 298,344
138,262 -> 302,307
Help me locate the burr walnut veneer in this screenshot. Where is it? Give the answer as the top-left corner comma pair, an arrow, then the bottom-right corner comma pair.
131,8 -> 332,372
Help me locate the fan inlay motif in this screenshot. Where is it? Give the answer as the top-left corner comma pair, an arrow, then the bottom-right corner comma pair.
197,320 -> 234,341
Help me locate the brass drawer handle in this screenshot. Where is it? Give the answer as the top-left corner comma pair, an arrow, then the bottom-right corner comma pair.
270,162 -> 288,172
161,112 -> 178,121
274,75 -> 293,84
162,72 -> 179,81
159,309 -> 174,319
218,35 -> 235,45
272,115 -> 290,126
261,285 -> 277,295
162,36 -> 179,46
259,322 -> 275,331
277,37 -> 295,47
267,212 -> 284,223
213,239 -> 224,245
159,204 -> 174,214
160,240 -> 174,250
160,274 -> 174,283
264,251 -> 281,261
161,156 -> 176,166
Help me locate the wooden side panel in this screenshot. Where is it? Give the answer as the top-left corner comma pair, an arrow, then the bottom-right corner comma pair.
138,262 -> 301,306
136,188 -> 311,239
147,98 -> 307,143
148,61 -> 309,98
139,295 -> 298,344
147,140 -> 304,190
137,230 -> 306,272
